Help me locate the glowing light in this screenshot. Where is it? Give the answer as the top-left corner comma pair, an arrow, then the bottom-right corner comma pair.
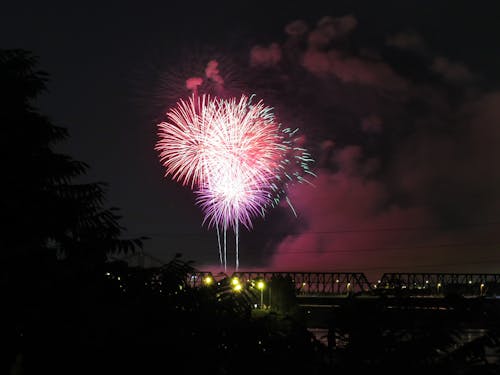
257,280 -> 265,290
203,275 -> 213,285
257,280 -> 265,308
233,280 -> 242,292
233,284 -> 242,292
156,93 -> 314,269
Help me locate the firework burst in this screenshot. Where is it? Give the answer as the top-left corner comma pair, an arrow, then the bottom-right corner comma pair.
156,93 -> 314,270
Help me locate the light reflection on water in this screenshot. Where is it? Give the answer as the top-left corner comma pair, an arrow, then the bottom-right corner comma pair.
308,328 -> 329,347
308,328 -> 499,363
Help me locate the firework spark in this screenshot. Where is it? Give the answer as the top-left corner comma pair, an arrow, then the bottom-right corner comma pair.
156,93 -> 314,270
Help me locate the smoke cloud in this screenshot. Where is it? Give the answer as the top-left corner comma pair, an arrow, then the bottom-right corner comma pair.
243,15 -> 500,278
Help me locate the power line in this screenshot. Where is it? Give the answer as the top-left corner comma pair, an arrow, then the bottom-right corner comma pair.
127,220 -> 500,238
138,239 -> 499,254
353,259 -> 500,272
241,241 -> 500,254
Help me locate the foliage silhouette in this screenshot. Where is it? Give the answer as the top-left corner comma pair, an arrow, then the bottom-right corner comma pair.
0,48 -> 146,374
0,49 -> 146,266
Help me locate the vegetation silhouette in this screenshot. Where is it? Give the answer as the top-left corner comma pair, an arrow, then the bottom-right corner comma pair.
0,48 -> 146,373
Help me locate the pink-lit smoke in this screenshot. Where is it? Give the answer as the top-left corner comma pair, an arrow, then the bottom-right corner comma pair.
244,14 -> 500,278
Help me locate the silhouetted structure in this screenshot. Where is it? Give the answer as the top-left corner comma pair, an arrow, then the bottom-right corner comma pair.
189,270 -> 500,297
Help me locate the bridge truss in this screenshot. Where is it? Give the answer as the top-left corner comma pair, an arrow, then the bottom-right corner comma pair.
188,271 -> 372,295
187,271 -> 500,297
378,272 -> 500,296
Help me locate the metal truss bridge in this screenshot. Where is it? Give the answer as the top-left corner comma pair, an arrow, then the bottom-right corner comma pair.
188,271 -> 500,297
114,252 -> 500,297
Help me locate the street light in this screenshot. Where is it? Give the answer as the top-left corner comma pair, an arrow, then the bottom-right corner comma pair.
231,277 -> 242,292
203,275 -> 213,286
257,280 -> 265,309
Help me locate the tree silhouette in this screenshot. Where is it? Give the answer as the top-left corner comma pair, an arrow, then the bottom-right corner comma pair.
0,49 -> 145,374
0,49 -> 144,266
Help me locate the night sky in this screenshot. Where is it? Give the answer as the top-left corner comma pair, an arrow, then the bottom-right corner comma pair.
2,1 -> 500,280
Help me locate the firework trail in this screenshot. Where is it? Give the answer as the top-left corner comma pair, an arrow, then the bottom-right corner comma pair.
156,93 -> 314,270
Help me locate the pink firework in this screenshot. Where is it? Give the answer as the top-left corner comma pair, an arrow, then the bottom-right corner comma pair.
156,93 -> 314,269
156,95 -> 216,189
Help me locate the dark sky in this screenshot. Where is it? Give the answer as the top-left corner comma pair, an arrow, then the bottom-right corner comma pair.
2,1 -> 500,280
